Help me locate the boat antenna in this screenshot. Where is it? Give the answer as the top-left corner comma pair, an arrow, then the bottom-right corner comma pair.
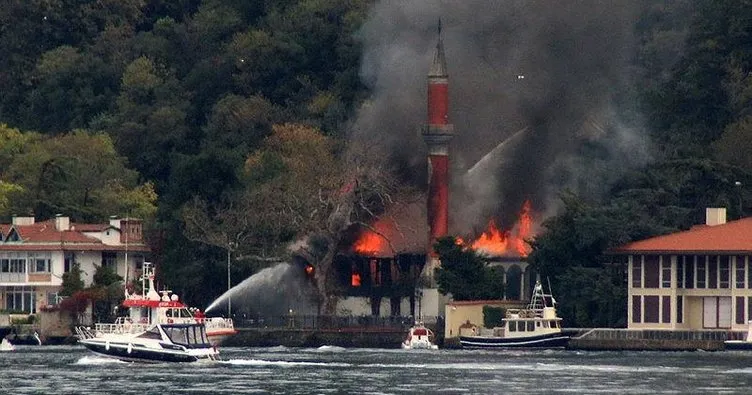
123,217 -> 129,297
547,277 -> 556,306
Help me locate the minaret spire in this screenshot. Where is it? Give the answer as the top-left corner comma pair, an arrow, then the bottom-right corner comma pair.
423,18 -> 454,254
429,19 -> 448,78
418,20 -> 455,318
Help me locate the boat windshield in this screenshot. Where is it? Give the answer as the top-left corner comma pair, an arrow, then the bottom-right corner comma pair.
163,324 -> 211,348
137,326 -> 162,340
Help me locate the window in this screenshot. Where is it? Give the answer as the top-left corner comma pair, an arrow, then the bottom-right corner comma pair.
64,252 -> 74,273
697,257 -> 707,288
134,256 -> 145,272
644,255 -> 659,288
632,295 -> 641,323
736,256 -> 746,289
708,256 -> 718,289
46,292 -> 61,306
737,297 -> 746,325
369,259 -> 381,287
0,258 -> 8,272
661,257 -> 671,288
720,256 -> 730,289
102,252 -> 117,270
677,259 -> 684,289
644,296 -> 659,323
662,296 -> 671,323
526,321 -> 534,331
31,258 -> 50,273
685,256 -> 695,289
5,286 -> 35,313
631,256 -> 642,288
677,296 -> 683,324
9,258 -> 26,273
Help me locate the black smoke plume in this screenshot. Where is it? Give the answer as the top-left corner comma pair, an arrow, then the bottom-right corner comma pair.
349,0 -> 652,235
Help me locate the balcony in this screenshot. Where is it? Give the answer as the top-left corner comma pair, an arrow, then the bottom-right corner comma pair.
28,273 -> 52,283
0,272 -> 54,284
0,272 -> 26,283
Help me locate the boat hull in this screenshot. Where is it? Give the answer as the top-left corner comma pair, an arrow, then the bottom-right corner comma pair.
79,340 -> 217,363
0,326 -> 11,342
724,340 -> 752,351
207,329 -> 238,347
459,333 -> 570,349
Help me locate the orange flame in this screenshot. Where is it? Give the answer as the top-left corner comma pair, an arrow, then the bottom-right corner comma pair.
470,200 -> 534,257
353,219 -> 392,256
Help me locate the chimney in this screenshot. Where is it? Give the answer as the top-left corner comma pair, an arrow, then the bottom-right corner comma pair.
11,215 -> 35,226
54,214 -> 70,231
706,208 -> 727,226
422,19 -> 454,249
109,215 -> 120,229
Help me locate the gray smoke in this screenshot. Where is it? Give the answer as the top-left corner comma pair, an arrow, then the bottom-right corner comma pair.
349,0 -> 652,235
205,262 -> 317,317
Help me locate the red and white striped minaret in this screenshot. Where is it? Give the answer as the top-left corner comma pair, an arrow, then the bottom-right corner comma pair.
423,20 -> 454,254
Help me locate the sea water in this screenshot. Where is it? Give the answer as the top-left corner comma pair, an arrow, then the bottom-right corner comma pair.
2,345 -> 752,394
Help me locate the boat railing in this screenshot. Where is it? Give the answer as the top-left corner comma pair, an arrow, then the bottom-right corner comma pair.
505,308 -> 544,319
74,326 -> 95,340
94,322 -> 150,334
204,317 -> 235,331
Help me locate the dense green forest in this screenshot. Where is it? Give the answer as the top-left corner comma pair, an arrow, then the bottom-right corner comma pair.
1,0 -> 752,326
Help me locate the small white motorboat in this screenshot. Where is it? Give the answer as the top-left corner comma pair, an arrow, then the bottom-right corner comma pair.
402,322 -> 438,350
0,338 -> 15,352
76,322 -> 218,363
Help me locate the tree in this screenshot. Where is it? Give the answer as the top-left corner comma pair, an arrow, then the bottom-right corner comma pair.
59,262 -> 85,297
0,181 -> 23,216
90,265 -> 124,324
433,236 -> 504,301
3,129 -> 157,221
183,123 -> 408,313
108,56 -> 191,187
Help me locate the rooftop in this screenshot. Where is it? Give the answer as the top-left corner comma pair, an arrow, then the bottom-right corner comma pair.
613,217 -> 752,254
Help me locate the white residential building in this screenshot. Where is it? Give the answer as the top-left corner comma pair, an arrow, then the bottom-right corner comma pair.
0,215 -> 149,314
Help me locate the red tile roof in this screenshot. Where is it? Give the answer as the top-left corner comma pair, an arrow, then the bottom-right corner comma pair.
73,224 -> 111,232
11,220 -> 101,243
0,244 -> 150,252
0,218 -> 149,252
613,217 -> 752,254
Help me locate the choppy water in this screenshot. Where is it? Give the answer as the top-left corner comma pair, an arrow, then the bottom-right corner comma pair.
2,345 -> 752,394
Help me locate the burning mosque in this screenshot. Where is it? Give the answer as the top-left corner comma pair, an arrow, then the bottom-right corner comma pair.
221,1 -> 649,321
324,0 -> 649,320
330,22 -> 539,320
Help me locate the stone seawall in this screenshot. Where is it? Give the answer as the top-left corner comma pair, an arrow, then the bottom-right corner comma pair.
224,328 -> 407,348
566,328 -> 734,351
567,338 -> 724,351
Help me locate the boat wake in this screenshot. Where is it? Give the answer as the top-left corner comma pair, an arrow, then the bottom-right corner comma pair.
73,356 -> 127,365
219,359 -> 352,368
312,345 -> 347,353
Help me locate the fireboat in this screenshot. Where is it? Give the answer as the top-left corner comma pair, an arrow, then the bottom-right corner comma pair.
75,262 -> 236,362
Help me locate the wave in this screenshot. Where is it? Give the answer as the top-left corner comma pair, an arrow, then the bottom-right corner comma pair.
220,359 -> 352,367
312,345 -> 347,353
73,356 -> 127,365
724,368 -> 752,374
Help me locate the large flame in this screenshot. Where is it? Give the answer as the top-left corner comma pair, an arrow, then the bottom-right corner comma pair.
353,218 -> 392,256
470,200 -> 534,257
